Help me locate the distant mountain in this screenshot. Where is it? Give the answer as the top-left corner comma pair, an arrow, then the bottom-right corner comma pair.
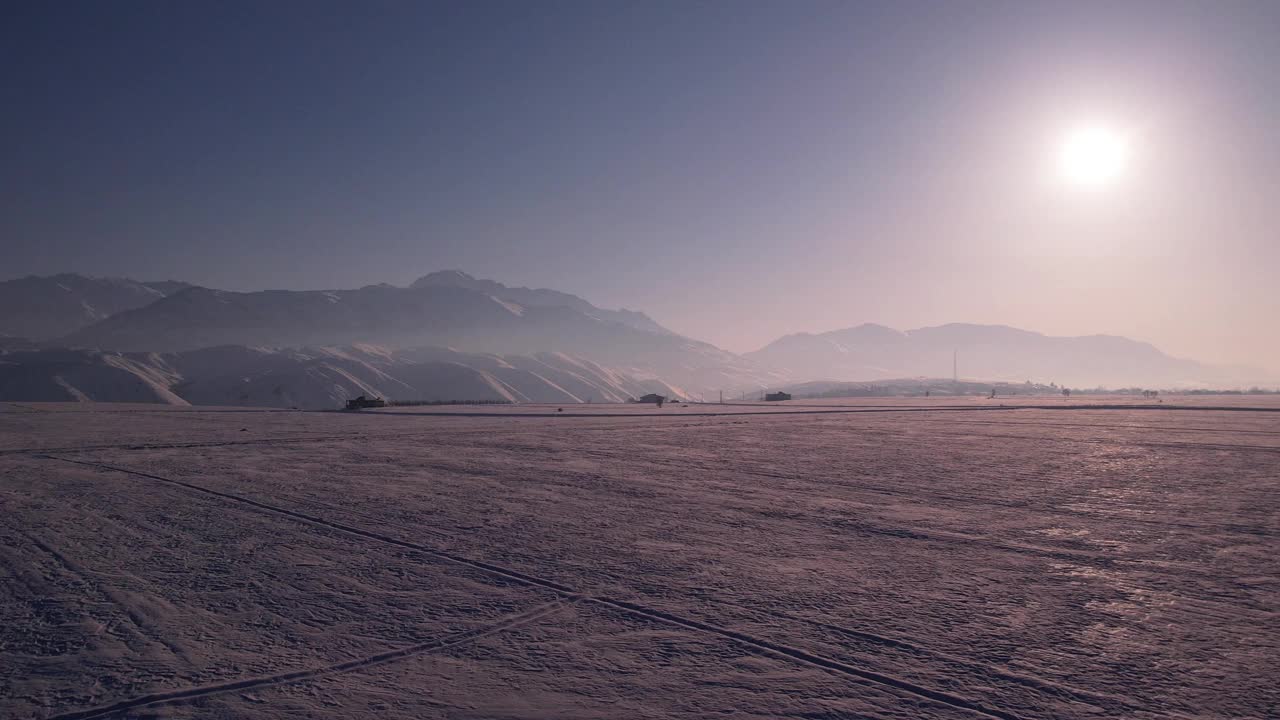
0,335 -> 37,352
777,377 -> 1061,398
59,279 -> 778,395
411,270 -> 671,335
16,271 -> 1256,393
0,345 -> 685,410
0,274 -> 194,340
747,322 -> 1244,388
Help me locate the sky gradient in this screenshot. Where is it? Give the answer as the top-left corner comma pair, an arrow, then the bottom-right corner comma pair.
4,1 -> 1278,369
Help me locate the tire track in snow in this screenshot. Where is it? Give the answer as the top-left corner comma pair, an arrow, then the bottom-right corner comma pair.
20,529 -> 193,663
357,403 -> 1280,420
41,455 -> 1029,720
568,445 -> 1269,543
39,456 -> 580,595
1,433 -> 402,457
598,598 -> 1029,720
717,601 -> 1141,712
44,599 -> 575,720
1,402 -> 45,413
8,403 -> 1277,458
912,416 -> 1280,437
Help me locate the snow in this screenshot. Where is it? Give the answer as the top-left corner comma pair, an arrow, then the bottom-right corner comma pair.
1,398 -> 1277,718
489,295 -> 525,316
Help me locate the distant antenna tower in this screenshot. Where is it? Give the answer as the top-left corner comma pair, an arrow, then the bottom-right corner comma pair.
953,349 -> 958,384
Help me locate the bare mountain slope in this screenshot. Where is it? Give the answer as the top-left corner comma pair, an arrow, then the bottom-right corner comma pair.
0,348 -> 187,405
0,345 -> 683,409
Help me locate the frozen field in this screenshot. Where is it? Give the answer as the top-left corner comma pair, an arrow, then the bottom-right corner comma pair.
2,399 -> 1277,719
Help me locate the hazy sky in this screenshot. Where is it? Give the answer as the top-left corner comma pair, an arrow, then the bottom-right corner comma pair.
4,1 -> 1278,368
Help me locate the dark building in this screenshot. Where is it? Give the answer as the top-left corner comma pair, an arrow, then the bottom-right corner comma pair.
345,395 -> 387,410
636,393 -> 667,404
765,391 -> 792,401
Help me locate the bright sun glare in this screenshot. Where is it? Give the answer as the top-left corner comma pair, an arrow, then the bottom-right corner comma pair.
1057,125 -> 1131,188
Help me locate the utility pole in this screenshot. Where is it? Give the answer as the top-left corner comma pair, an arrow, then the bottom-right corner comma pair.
719,390 -> 723,404
953,349 -> 958,384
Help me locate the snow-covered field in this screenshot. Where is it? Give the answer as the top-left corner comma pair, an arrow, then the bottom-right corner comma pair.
2,399 -> 1277,719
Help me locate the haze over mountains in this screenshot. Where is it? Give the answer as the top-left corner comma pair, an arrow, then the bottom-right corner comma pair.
0,274 -> 192,340
48,271 -> 765,394
0,271 -> 1268,408
747,323 -> 1254,389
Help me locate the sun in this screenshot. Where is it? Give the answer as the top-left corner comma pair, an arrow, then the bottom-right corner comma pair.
1057,125 -> 1131,188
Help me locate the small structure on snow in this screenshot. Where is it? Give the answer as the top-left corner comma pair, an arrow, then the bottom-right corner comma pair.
346,395 -> 386,410
636,393 -> 667,407
765,391 -> 792,402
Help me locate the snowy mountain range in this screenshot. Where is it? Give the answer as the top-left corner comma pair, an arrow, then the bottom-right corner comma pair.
745,323 -> 1252,388
50,274 -> 769,393
410,270 -> 670,335
0,272 -> 1268,407
0,274 -> 193,340
0,345 -> 685,410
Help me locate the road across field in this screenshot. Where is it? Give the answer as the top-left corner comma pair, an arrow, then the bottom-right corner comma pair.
2,399 -> 1277,718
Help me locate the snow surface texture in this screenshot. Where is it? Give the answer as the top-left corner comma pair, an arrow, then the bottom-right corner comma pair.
1,398 -> 1277,719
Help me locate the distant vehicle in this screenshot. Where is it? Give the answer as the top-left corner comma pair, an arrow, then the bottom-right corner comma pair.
345,395 -> 387,410
764,391 -> 791,401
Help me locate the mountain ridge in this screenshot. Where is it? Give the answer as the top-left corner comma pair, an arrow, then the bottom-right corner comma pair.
4,272 -> 1268,392
747,322 -> 1257,388
0,344 -> 685,409
410,270 -> 671,335
0,273 -> 195,340
55,280 -> 777,395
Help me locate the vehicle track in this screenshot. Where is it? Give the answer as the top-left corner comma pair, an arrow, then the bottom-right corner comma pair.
913,416 -> 1280,436
0,433 -> 404,457
567,445 -> 1271,539
1,402 -> 45,413
7,403 -> 1277,459
598,597 -> 1025,720
702,401 -> 1280,413
358,403 -> 1280,419
20,529 -> 193,663
41,455 -> 1029,720
0,427 -> 547,457
715,600 -> 1144,712
826,424 -> 1280,454
44,598 -> 575,720
0,419 -> 758,456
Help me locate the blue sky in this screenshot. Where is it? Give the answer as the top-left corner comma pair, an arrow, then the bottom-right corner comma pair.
3,1 -> 1278,366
